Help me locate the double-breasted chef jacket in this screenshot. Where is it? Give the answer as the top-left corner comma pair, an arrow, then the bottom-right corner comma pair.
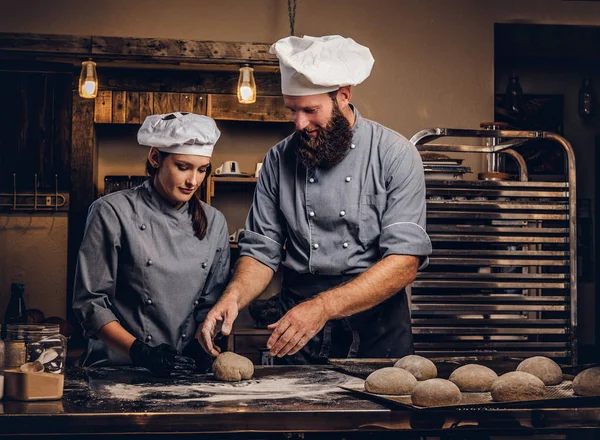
73,180 -> 230,366
239,105 -> 432,364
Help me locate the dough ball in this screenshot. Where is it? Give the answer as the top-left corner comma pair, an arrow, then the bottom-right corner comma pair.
394,355 -> 437,381
449,364 -> 498,392
364,367 -> 417,395
516,356 -> 563,385
411,379 -> 461,407
573,367 -> 600,396
491,371 -> 545,402
212,352 -> 254,382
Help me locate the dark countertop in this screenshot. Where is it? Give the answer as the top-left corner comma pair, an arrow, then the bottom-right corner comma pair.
0,363 -> 599,437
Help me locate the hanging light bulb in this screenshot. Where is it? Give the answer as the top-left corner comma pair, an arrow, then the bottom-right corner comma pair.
79,59 -> 98,99
237,64 -> 256,104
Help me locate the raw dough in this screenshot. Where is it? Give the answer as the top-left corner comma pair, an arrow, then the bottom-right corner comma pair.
572,367 -> 600,396
364,367 -> 417,395
411,378 -> 461,407
449,364 -> 498,392
491,371 -> 545,402
394,355 -> 437,381
212,352 -> 254,382
516,356 -> 563,385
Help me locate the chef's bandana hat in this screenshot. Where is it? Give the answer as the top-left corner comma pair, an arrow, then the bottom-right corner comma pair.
137,112 -> 221,157
270,35 -> 375,96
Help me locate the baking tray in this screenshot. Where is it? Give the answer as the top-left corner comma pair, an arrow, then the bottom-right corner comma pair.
331,358 -> 600,410
340,380 -> 599,411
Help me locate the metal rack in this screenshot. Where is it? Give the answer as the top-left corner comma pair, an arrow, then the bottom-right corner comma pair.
0,174 -> 69,212
410,128 -> 577,365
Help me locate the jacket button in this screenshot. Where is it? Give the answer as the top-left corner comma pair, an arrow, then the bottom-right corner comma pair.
146,259 -> 153,266
140,224 -> 147,230
343,242 -> 349,248
309,177 -> 315,183
309,211 -> 315,217
350,144 -> 356,149
345,177 -> 352,182
181,334 -> 186,339
201,262 -> 207,268
146,299 -> 153,305
146,335 -> 152,341
340,210 -> 346,216
193,300 -> 198,306
313,243 -> 319,249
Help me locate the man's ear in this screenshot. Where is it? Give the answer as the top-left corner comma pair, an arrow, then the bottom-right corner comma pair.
148,147 -> 161,168
337,86 -> 352,107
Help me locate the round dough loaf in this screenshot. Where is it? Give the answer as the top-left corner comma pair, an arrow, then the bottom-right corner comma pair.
364,367 -> 417,395
449,364 -> 498,392
411,378 -> 461,407
394,355 -> 437,381
491,371 -> 545,402
573,367 -> 600,396
212,352 -> 254,382
516,356 -> 563,385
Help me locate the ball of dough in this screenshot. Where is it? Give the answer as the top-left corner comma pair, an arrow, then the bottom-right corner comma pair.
364,367 -> 417,395
394,355 -> 437,381
449,364 -> 498,392
212,352 -> 254,382
411,379 -> 461,407
516,356 -> 563,385
491,371 -> 545,402
573,367 -> 600,396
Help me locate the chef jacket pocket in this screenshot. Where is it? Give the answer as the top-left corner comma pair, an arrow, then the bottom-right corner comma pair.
359,194 -> 386,245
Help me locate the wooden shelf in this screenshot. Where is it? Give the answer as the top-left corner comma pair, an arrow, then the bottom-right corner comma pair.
212,176 -> 258,183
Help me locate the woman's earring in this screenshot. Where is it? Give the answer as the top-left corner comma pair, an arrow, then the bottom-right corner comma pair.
153,164 -> 159,168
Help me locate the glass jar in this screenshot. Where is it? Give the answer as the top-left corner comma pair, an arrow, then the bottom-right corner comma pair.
4,324 -> 67,401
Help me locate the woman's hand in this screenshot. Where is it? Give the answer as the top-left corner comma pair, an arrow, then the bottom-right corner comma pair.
197,297 -> 239,357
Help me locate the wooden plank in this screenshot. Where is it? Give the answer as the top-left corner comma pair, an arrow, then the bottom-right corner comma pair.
94,90 -> 112,123
92,36 -> 277,64
126,91 -> 140,124
179,93 -> 194,112
153,92 -> 179,114
112,91 -> 126,123
209,94 -> 292,122
0,32 -> 91,55
193,94 -> 207,115
98,68 -> 281,95
140,92 -> 154,121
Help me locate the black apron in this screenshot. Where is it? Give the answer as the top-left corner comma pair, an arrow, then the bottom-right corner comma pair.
277,268 -> 414,365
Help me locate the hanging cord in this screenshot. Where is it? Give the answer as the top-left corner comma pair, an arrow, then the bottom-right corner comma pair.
287,0 -> 297,36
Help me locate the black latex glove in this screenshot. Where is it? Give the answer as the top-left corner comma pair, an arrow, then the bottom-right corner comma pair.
183,338 -> 213,373
129,339 -> 177,377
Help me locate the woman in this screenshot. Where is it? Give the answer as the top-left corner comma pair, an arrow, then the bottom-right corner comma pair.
73,112 -> 230,376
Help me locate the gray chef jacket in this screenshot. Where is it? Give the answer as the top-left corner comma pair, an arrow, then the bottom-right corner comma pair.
73,180 -> 230,366
239,105 -> 432,362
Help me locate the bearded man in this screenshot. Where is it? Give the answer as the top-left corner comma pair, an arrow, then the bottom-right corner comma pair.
200,35 -> 432,364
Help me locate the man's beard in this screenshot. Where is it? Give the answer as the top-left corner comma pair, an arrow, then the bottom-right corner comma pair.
295,105 -> 353,169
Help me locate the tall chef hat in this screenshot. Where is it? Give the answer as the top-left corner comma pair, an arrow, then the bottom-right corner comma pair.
270,35 -> 375,96
137,112 -> 221,157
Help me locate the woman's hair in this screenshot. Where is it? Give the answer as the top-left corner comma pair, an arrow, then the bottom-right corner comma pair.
146,151 -> 209,240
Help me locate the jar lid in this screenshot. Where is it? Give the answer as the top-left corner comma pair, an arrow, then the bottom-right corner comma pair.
6,323 -> 61,337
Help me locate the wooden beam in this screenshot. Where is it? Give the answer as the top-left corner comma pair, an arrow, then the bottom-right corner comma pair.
94,91 -> 112,123
209,94 -> 292,122
112,91 -> 126,123
0,32 -> 279,66
125,91 -> 140,124
140,92 -> 154,121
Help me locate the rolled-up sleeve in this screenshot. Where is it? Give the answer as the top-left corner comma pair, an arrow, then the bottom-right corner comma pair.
379,140 -> 432,268
72,199 -> 121,338
238,150 -> 285,271
195,213 -> 231,322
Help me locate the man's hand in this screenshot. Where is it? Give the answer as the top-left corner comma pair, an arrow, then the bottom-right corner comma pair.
129,339 -> 177,377
267,297 -> 329,358
198,297 -> 239,357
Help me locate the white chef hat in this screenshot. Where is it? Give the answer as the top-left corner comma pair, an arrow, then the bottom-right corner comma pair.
137,112 -> 220,157
270,35 -> 374,96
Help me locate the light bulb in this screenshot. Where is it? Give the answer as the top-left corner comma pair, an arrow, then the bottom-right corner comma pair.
79,59 -> 98,99
237,64 -> 256,104
83,80 -> 97,96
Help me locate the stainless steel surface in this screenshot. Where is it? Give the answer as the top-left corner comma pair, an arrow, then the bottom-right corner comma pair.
410,128 -> 578,365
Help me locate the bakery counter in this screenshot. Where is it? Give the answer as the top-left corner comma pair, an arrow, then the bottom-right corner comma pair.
0,364 -> 599,438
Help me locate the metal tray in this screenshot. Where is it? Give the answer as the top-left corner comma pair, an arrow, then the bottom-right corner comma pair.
340,380 -> 599,411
